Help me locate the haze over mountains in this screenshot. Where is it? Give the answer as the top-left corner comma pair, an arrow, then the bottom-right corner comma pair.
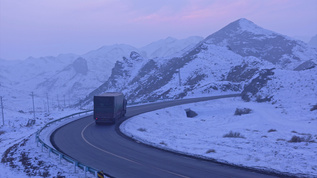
1,18 -> 316,119
80,19 -> 316,116
309,34 -> 317,48
0,35 -> 203,108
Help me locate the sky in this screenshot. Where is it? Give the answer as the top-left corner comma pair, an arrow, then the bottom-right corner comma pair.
0,0 -> 316,60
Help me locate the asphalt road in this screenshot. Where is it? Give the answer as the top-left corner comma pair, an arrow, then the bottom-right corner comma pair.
51,94 -> 278,178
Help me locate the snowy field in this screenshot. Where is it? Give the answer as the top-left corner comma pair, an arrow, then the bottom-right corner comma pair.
0,107 -> 97,178
120,97 -> 317,177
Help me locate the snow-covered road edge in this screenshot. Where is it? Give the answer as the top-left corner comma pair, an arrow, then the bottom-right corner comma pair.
0,109 -> 100,178
39,112 -> 92,148
120,97 -> 317,177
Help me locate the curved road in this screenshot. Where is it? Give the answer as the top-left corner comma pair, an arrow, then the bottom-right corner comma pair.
52,94 -> 277,178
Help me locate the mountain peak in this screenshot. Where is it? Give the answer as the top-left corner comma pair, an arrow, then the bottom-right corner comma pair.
204,18 -> 274,42
239,18 -> 274,35
201,18 -> 316,67
235,18 -> 256,28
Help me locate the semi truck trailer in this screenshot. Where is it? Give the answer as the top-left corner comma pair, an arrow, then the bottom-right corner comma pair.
93,92 -> 127,124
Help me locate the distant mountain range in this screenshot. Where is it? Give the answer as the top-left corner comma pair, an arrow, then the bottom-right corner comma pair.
77,18 -> 316,120
1,18 -> 316,118
0,35 -> 203,108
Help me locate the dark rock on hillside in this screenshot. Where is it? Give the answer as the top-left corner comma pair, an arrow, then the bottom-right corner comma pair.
79,51 -> 147,106
130,51 -> 143,61
132,43 -> 207,101
79,44 -> 208,105
242,68 -> 275,102
226,63 -> 258,82
77,18 -> 317,107
129,59 -> 158,85
234,108 -> 252,116
184,72 -> 207,86
294,60 -> 316,71
79,59 -> 134,106
185,108 -> 198,118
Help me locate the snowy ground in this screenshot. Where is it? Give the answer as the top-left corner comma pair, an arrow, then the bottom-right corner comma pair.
0,107 -> 97,178
120,97 -> 317,177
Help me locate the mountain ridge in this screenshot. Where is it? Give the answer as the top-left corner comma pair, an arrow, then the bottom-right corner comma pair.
78,18 -> 316,123
0,36 -> 203,107
202,18 -> 316,69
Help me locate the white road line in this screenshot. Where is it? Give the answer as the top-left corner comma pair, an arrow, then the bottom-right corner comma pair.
81,121 -> 189,178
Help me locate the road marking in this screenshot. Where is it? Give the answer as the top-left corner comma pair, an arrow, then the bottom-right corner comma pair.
81,122 -> 189,178
81,122 -> 141,165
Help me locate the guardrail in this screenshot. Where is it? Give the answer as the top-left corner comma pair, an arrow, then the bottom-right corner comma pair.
34,100 -> 166,178
35,94 -> 240,177
35,97 -> 168,178
35,98 -> 175,177
35,110 -> 102,178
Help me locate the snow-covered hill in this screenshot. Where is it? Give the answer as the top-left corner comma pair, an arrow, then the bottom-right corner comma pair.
0,37 -> 202,110
81,18 -> 317,121
1,18 -> 316,127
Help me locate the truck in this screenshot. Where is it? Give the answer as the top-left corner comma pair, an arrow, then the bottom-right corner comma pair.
93,92 -> 127,124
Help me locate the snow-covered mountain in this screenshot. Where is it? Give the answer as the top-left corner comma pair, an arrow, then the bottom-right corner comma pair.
80,18 -> 317,120
1,18 -> 316,117
1,18 -> 316,178
203,18 -> 316,69
0,37 -> 203,110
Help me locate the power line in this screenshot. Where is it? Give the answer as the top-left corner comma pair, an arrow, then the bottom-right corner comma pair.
177,69 -> 182,86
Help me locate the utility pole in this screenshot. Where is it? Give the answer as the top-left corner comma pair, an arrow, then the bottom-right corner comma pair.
31,92 -> 36,119
177,69 -> 182,86
1,96 -> 4,126
46,93 -> 50,113
63,95 -> 66,107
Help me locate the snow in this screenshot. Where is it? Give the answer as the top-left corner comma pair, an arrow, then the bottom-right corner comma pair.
0,36 -> 203,108
0,132 -> 96,178
0,100 -> 97,177
238,18 -> 275,37
1,18 -> 316,177
39,112 -> 92,148
259,67 -> 317,121
120,97 -> 317,177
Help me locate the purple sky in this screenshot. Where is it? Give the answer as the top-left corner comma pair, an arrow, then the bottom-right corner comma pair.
0,0 -> 316,60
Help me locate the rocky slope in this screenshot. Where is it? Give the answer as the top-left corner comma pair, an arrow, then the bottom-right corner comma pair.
80,19 -> 317,120
1,37 -> 203,108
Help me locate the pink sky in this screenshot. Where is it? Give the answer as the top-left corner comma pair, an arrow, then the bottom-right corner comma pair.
0,0 -> 316,60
